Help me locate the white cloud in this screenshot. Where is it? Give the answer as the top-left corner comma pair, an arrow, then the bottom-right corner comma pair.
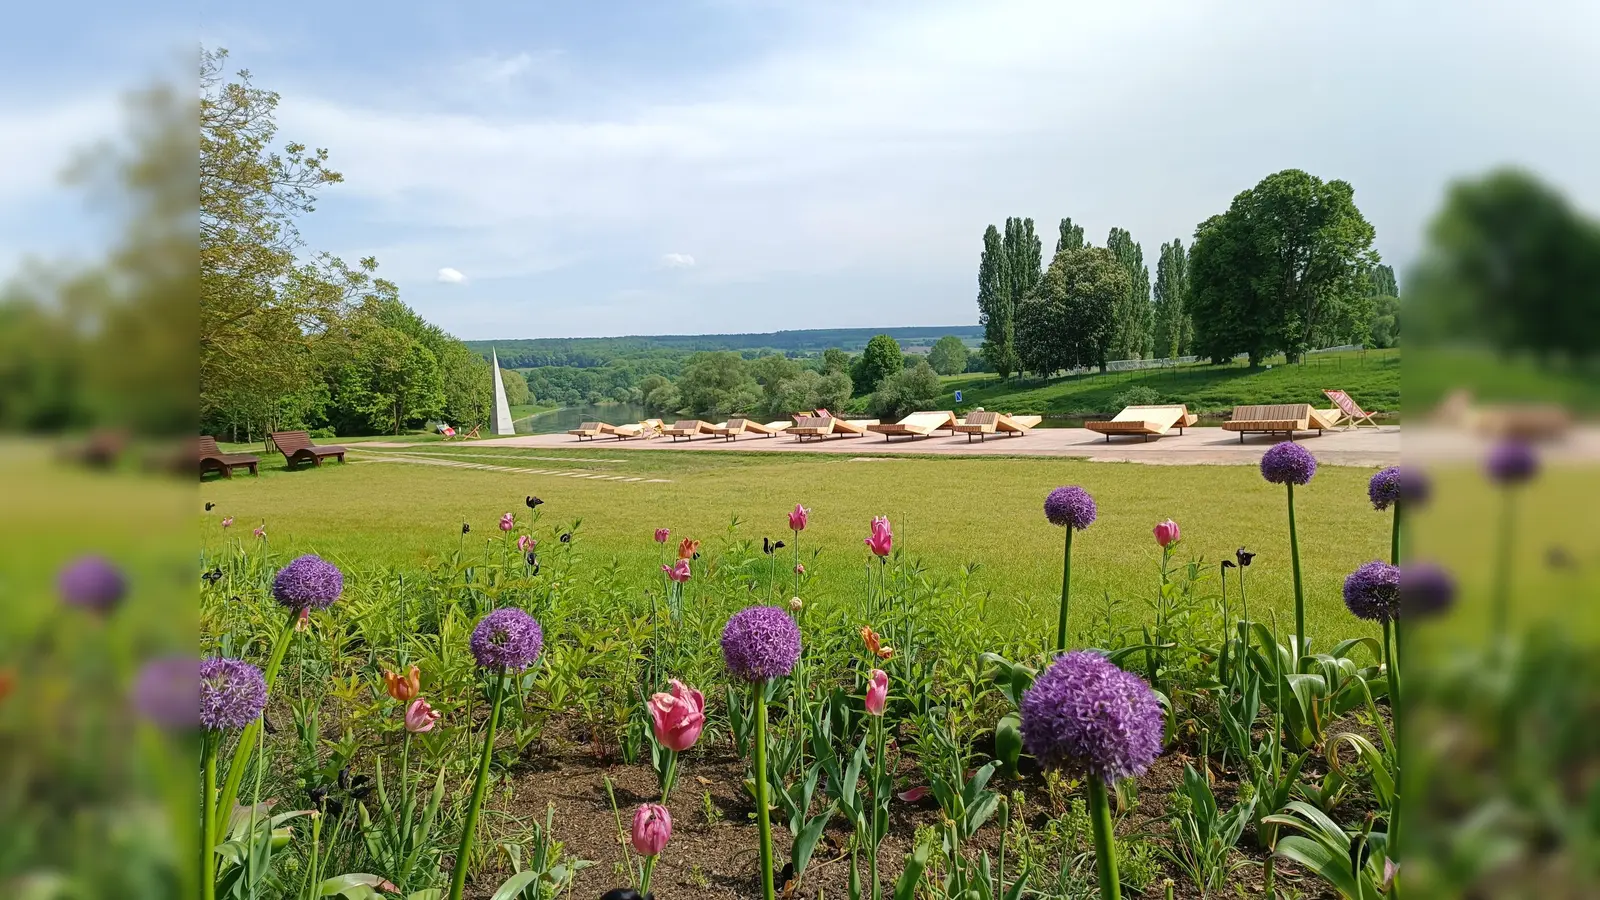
660,252 -> 696,268
436,267 -> 466,283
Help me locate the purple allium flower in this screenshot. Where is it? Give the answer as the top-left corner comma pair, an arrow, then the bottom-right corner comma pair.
1486,439 -> 1539,486
272,555 -> 343,611
1260,442 -> 1317,486
200,657 -> 267,731
721,606 -> 802,682
1044,486 -> 1097,530
57,555 -> 127,614
1400,562 -> 1457,620
1020,650 -> 1164,784
1400,467 -> 1431,508
133,656 -> 199,730
1343,560 -> 1401,623
1368,467 -> 1402,511
469,608 -> 544,670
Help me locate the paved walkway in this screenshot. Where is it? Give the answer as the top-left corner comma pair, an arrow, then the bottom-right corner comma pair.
471,425 -> 1403,467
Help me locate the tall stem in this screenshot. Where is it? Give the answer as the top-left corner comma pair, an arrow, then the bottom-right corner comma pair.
792,533 -> 800,596
1382,620 -> 1400,723
200,732 -> 218,900
1492,488 -> 1517,639
214,608 -> 298,845
449,669 -> 505,900
1287,484 -> 1307,668
869,714 -> 885,900
752,681 -> 776,900
1390,502 -> 1402,566
1087,776 -> 1121,900
1055,526 -> 1074,652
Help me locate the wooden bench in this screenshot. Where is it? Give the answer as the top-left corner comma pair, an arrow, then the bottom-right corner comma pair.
268,430 -> 347,468
198,436 -> 259,478
1221,404 -> 1316,442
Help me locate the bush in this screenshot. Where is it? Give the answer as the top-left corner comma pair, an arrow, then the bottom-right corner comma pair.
871,360 -> 942,420
1111,385 -> 1163,409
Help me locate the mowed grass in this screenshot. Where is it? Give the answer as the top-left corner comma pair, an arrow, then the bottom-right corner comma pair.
941,348 -> 1399,418
202,444 -> 1401,650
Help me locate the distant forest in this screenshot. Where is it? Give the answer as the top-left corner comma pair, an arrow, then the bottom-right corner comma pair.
467,325 -> 982,368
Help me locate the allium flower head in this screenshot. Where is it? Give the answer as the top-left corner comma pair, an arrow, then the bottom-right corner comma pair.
721,606 -> 801,682
1368,467 -> 1402,511
470,608 -> 543,670
1343,560 -> 1401,623
1044,486 -> 1096,530
1401,562 -> 1457,619
200,656 -> 267,731
1486,439 -> 1539,485
1020,651 -> 1164,784
272,555 -> 343,611
1260,442 -> 1317,485
1400,467 -> 1431,508
58,555 -> 127,614
133,656 -> 199,730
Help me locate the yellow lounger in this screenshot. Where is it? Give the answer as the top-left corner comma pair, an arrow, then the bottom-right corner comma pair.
663,420 -> 716,441
867,411 -> 955,441
953,412 -> 1042,442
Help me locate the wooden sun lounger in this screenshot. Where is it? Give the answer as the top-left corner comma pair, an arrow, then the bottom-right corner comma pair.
567,422 -> 614,441
1221,404 -> 1318,442
952,412 -> 1042,442
713,418 -> 782,440
198,436 -> 259,478
1308,408 -> 1346,431
268,430 -> 347,468
1323,390 -> 1379,429
789,415 -> 836,441
834,418 -> 880,437
1085,405 -> 1197,442
867,411 -> 953,441
663,420 -> 714,441
762,421 -> 794,435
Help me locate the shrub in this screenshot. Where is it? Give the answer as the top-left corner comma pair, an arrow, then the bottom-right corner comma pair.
871,360 -> 942,420
1111,385 -> 1162,409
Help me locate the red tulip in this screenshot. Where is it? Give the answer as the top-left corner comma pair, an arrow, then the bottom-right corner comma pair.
1153,519 -> 1180,548
647,679 -> 706,752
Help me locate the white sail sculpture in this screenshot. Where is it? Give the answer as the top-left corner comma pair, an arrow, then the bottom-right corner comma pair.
491,349 -> 515,436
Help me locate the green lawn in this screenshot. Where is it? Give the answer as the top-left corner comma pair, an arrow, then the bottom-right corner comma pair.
202,444 -> 1404,650
1402,347 -> 1599,415
943,348 -> 1399,418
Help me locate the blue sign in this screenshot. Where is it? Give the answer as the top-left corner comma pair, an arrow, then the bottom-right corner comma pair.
954,390 -> 963,403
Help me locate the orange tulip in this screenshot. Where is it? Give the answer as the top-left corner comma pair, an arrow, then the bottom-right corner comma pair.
383,664 -> 421,702
677,538 -> 701,560
860,626 -> 895,660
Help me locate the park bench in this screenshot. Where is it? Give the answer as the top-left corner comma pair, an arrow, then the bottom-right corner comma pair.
198,436 -> 259,478
268,430 -> 347,468
1221,404 -> 1317,442
1085,405 -> 1198,442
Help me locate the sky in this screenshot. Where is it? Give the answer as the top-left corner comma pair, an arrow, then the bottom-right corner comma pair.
3,1 -> 1598,340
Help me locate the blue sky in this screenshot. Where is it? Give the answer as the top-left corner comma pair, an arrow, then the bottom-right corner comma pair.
4,1 -> 1599,340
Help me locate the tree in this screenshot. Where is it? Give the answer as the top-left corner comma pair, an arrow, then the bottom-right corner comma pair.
1106,228 -> 1152,360
1004,217 -> 1043,321
1017,246 -> 1127,375
1367,295 -> 1401,348
927,336 -> 969,375
499,368 -> 530,408
675,351 -> 761,418
976,225 -> 1016,378
1187,169 -> 1378,365
1151,239 -> 1189,359
1409,168 -> 1600,361
1055,217 -> 1085,254
1366,264 -> 1399,298
820,347 -> 851,375
749,354 -> 801,415
855,334 -> 904,393
871,360 -> 942,420
774,369 -> 853,417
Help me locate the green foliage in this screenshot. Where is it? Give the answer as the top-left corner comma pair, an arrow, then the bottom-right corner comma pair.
1055,217 -> 1085,254
675,351 -> 762,418
821,347 -> 852,374
1106,227 -> 1152,360
871,360 -> 942,419
1188,169 -> 1378,366
1151,239 -> 1190,359
1408,167 -> 1600,361
1016,246 -> 1127,376
1111,385 -> 1162,409
977,224 -> 1016,378
498,369 -> 529,408
856,334 -> 905,394
774,369 -> 852,418
927,336 -> 970,376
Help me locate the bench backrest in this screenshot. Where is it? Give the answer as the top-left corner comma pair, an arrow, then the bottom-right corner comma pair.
198,436 -> 221,455
271,430 -> 315,453
577,422 -> 601,431
670,420 -> 699,431
964,411 -> 998,426
1231,404 -> 1311,422
724,418 -> 749,430
794,415 -> 832,430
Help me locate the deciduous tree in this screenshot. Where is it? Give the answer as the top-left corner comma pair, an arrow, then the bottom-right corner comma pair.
927,336 -> 969,375
1106,228 -> 1152,360
1151,239 -> 1189,359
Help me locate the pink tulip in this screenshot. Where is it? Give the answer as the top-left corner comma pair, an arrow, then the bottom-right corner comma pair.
897,786 -> 931,802
1153,519 -> 1180,548
795,563 -> 806,575
865,669 -> 889,716
631,803 -> 672,856
517,534 -> 536,552
221,517 -> 233,529
253,526 -> 266,540
654,528 -> 671,544
647,679 -> 705,752
499,512 -> 515,532
662,559 -> 692,583
788,504 -> 810,532
864,516 -> 893,557
405,698 -> 441,733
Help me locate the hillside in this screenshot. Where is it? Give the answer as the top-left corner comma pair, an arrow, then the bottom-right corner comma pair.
467,325 -> 981,367
940,348 -> 1399,418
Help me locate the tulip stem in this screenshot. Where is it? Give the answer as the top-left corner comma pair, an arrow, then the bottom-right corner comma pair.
660,748 -> 679,802
200,731 -> 218,900
1287,484 -> 1307,670
752,680 -> 776,900
1055,525 -> 1074,652
1087,776 -> 1121,900
213,607 -> 297,846
449,668 -> 505,900
641,854 -> 658,895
